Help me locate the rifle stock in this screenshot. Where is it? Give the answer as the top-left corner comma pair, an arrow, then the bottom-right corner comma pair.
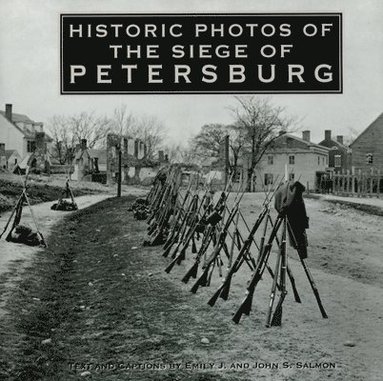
287,266 -> 301,303
207,283 -> 223,306
190,266 -> 209,293
162,243 -> 173,258
182,261 -> 199,283
287,220 -> 328,318
232,290 -> 253,324
232,216 -> 283,324
300,258 -> 328,318
209,207 -> 269,309
164,257 -> 178,273
176,247 -> 186,264
270,291 -> 287,327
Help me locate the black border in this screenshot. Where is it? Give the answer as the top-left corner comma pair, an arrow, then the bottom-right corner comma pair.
60,13 -> 343,95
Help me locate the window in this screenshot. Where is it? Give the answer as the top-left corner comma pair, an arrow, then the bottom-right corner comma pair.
267,155 -> 274,165
27,141 -> 36,153
14,158 -> 18,165
289,155 -> 295,165
366,153 -> 373,164
318,156 -> 320,165
123,138 -> 128,153
289,173 -> 295,181
334,155 -> 342,168
264,173 -> 274,185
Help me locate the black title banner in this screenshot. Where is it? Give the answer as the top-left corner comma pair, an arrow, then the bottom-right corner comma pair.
60,13 -> 342,94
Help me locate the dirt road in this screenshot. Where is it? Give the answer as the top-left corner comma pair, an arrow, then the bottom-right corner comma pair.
0,194 -> 111,277
0,193 -> 382,381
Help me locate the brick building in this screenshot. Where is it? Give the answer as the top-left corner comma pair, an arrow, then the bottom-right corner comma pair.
318,130 -> 351,173
350,113 -> 383,172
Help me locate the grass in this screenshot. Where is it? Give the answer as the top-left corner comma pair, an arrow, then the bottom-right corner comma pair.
0,196 -> 242,381
0,178 -> 100,214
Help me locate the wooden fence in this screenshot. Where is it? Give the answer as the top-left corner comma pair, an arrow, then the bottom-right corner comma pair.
318,169 -> 383,197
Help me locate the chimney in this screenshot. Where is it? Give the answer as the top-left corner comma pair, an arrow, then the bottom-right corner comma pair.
94,157 -> 99,173
36,122 -> 43,133
302,130 -> 311,142
336,135 -> 344,145
81,139 -> 87,151
5,104 -> 12,122
325,130 -> 331,141
35,132 -> 46,151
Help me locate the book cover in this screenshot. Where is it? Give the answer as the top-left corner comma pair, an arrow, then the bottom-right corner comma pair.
0,1 -> 382,380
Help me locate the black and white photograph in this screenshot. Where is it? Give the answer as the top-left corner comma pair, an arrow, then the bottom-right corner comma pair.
0,1 -> 382,380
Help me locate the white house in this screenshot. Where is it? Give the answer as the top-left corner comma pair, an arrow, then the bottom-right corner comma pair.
252,131 -> 330,192
5,149 -> 22,172
0,104 -> 52,160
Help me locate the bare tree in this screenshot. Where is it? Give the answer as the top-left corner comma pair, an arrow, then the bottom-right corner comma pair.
111,105 -> 136,136
232,96 -> 296,191
47,115 -> 76,164
132,115 -> 167,160
68,112 -> 112,148
226,124 -> 248,175
47,112 -> 112,165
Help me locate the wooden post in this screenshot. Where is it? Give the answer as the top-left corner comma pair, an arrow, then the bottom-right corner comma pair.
224,134 -> 229,189
370,167 -> 374,196
346,170 -> 350,195
357,169 -> 362,197
377,170 -> 381,198
334,173 -> 337,194
117,147 -> 122,197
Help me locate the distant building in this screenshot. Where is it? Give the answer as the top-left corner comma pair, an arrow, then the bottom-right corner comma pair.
350,113 -> 383,172
106,133 -> 168,184
72,139 -> 98,181
251,131 -> 330,192
5,149 -> 22,172
106,133 -> 147,183
0,143 -> 6,169
0,104 -> 52,161
70,134 -> 162,184
318,130 -> 351,173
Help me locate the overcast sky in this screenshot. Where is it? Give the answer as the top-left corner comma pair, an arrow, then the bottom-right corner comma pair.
0,0 -> 382,145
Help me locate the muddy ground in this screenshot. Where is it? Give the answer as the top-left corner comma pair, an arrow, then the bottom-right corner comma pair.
0,193 -> 382,381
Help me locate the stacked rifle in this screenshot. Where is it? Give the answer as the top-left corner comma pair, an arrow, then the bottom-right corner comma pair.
51,177 -> 78,211
0,169 -> 47,247
135,166 -> 328,328
143,166 -> 185,246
